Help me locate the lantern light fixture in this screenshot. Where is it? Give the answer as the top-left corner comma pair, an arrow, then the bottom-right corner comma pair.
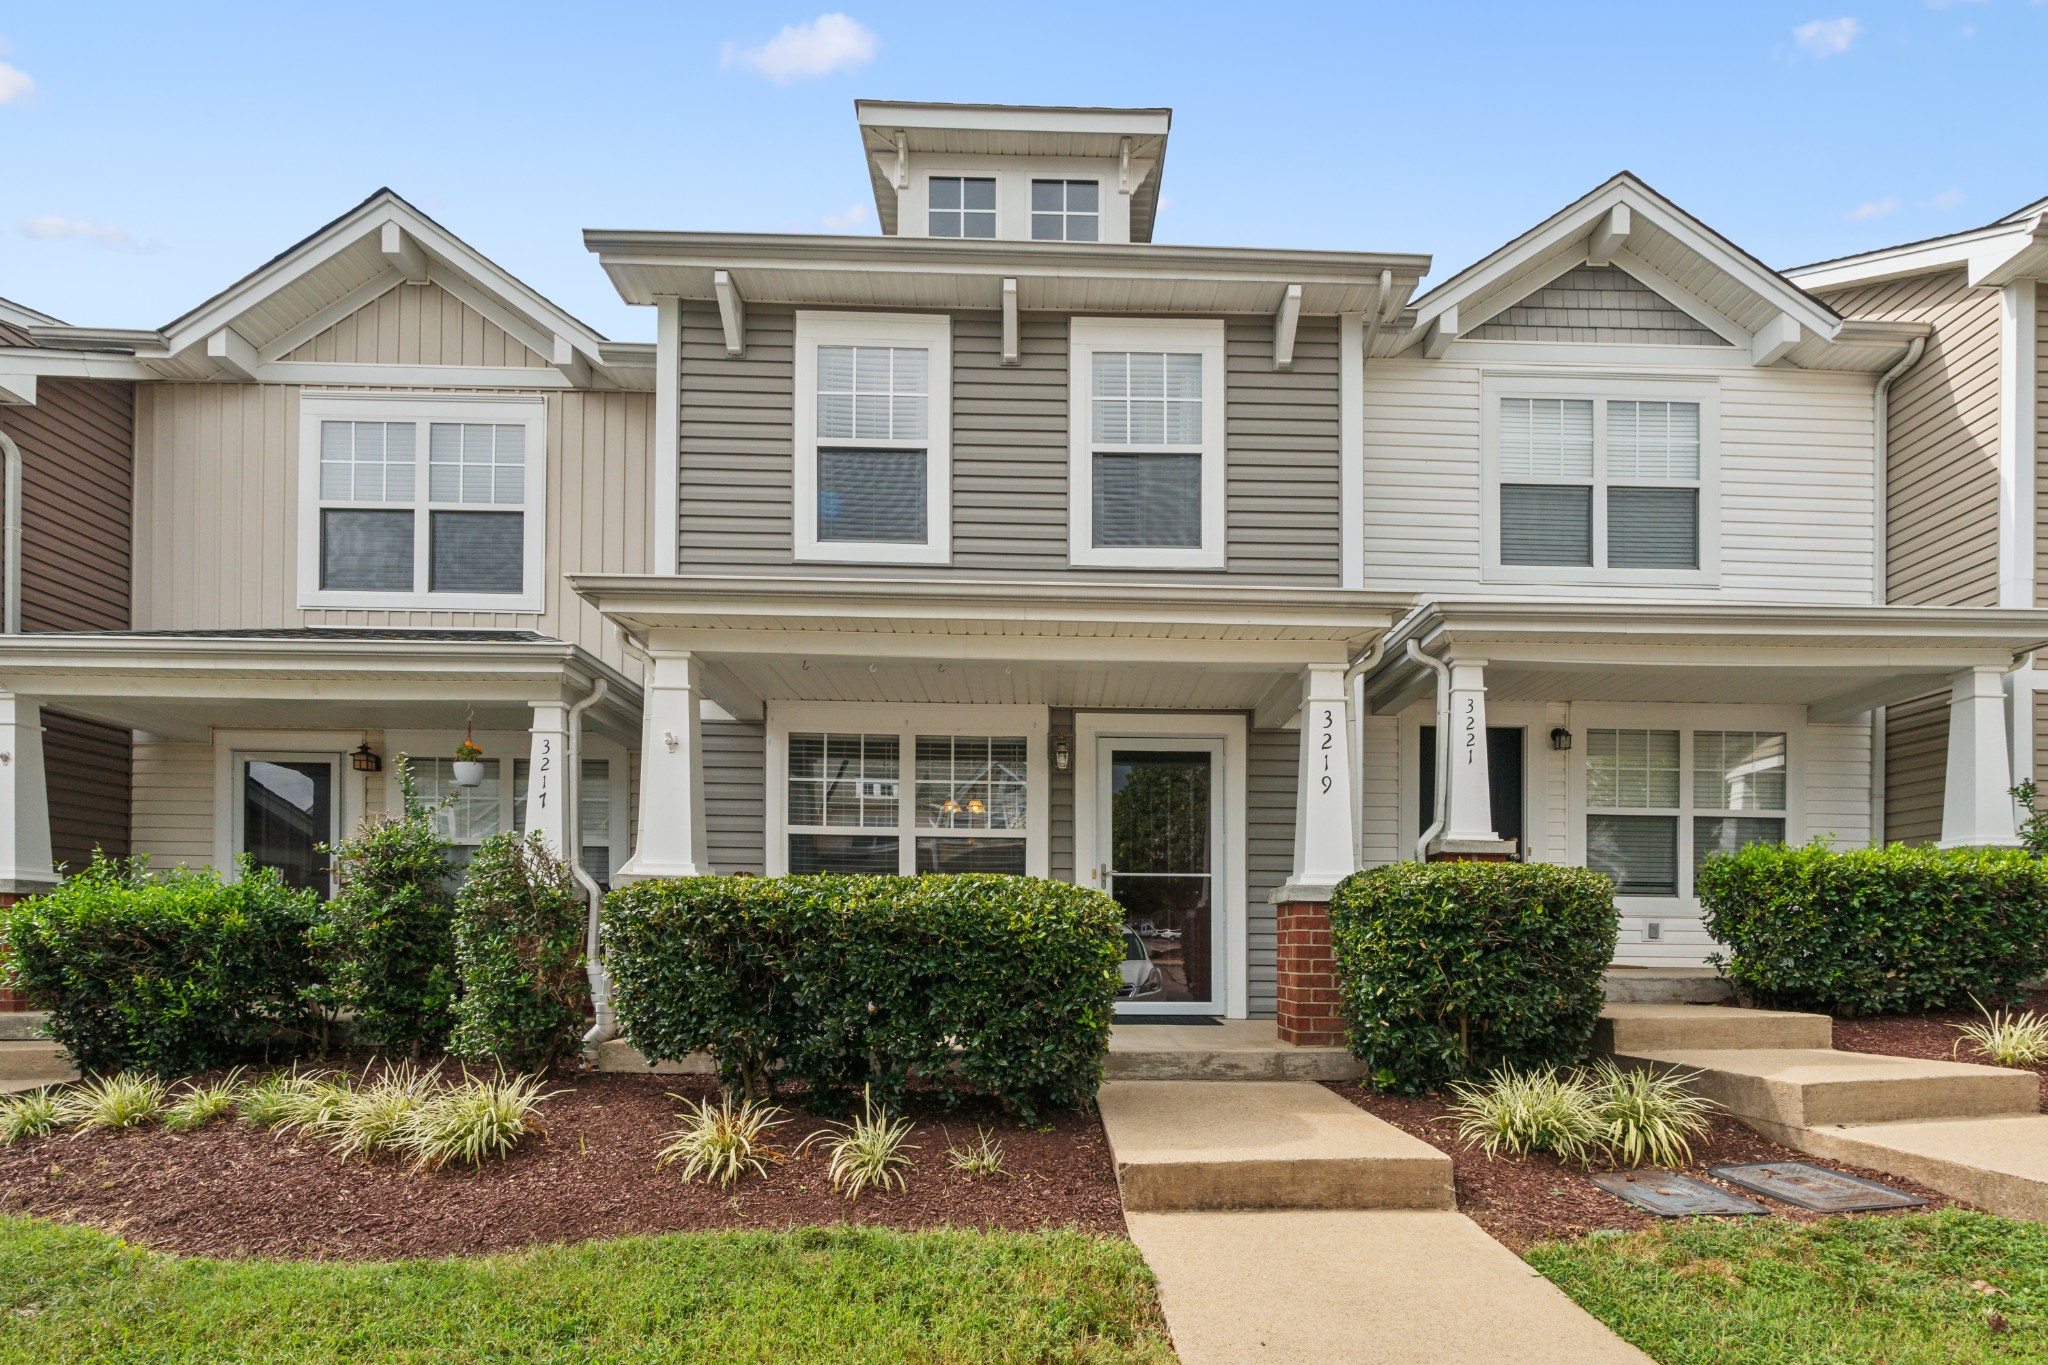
1549,726 -> 1573,752
351,742 -> 382,773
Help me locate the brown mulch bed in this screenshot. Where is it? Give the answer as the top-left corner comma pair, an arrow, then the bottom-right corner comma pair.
1829,987 -> 2048,1111
0,1072 -> 1123,1261
1323,1083 -> 1960,1253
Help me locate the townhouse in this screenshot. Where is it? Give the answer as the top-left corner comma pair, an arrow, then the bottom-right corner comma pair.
0,102 -> 2042,1042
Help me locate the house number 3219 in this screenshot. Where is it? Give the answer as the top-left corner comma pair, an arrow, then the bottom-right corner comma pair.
1320,707 -> 1335,793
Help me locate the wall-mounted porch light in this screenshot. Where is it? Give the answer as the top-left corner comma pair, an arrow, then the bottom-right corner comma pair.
1052,733 -> 1072,772
1549,727 -> 1573,752
351,741 -> 382,773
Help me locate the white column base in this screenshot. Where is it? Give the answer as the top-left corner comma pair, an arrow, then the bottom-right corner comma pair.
616,651 -> 708,883
1443,658 -> 1503,845
0,693 -> 55,893
1939,666 -> 2023,848
521,703 -> 571,857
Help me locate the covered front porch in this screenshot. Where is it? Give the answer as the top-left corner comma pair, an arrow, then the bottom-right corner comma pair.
570,573 -> 1402,1022
0,630 -> 642,896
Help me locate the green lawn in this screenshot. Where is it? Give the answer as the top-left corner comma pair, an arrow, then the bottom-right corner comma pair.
1529,1210 -> 2048,1364
0,1216 -> 1175,1365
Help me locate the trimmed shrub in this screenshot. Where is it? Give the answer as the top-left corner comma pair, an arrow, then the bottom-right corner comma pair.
1329,861 -> 1617,1094
0,854 -> 321,1076
449,832 -> 590,1072
1698,840 -> 2048,1015
314,757 -> 458,1056
602,874 -> 1122,1120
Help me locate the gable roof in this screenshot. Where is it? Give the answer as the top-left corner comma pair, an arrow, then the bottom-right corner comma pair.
0,296 -> 61,330
1788,195 -> 2048,292
16,190 -> 652,390
1392,172 -> 1875,367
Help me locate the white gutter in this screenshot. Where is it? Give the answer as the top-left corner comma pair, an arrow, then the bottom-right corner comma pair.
0,433 -> 19,635
566,678 -> 616,1048
1407,639 -> 1452,862
1867,333 -> 1924,844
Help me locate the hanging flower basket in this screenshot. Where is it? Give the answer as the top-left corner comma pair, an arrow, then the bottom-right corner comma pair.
453,739 -> 486,788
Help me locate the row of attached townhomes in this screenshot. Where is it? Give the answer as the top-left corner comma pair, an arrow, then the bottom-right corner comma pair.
1,101 -> 2045,1043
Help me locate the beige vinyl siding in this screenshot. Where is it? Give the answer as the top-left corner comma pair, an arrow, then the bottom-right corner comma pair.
1808,721 -> 1873,849
702,717 -> 766,874
1245,727 -> 1297,1017
131,383 -> 651,675
2037,690 -> 2048,790
1359,713 -> 1399,868
1360,356 -> 1879,601
1824,269 -> 2000,607
282,282 -> 548,367
675,305 -> 1341,583
1469,265 -> 1729,346
130,741 -> 215,868
1884,693 -> 1949,845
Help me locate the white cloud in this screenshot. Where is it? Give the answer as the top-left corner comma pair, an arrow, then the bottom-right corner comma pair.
820,202 -> 870,231
1931,188 -> 1965,210
1847,196 -> 1901,222
0,60 -> 35,105
721,13 -> 878,84
1155,192 -> 1175,215
1794,16 -> 1863,56
19,215 -> 144,251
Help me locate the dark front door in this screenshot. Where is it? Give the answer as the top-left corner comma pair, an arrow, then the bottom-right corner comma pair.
1106,746 -> 1215,1006
242,758 -> 336,896
1419,726 -> 1525,858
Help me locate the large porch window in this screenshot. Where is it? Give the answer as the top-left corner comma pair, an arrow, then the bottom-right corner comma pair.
1584,727 -> 1786,898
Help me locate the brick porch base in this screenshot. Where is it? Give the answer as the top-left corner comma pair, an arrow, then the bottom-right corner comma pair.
0,892 -> 28,1011
1275,901 -> 1343,1047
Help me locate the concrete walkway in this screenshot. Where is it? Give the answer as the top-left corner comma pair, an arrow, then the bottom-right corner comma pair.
1098,1079 -> 1651,1363
0,1015 -> 75,1093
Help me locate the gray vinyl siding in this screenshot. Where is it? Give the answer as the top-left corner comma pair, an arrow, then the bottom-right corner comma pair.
1884,693 -> 1948,845
674,305 -> 1341,583
1246,727 -> 1297,1018
703,718 -> 766,874
1468,265 -> 1730,346
1049,708 -> 1075,882
1824,268 -> 2001,607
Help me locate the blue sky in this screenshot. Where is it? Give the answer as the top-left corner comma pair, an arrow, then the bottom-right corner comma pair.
1,1 -> 2041,340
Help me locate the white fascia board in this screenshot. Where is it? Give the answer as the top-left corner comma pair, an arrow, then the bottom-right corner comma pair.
855,101 -> 1170,139
257,361 -> 574,389
0,373 -> 33,405
256,270 -> 408,363
1789,220 -> 2039,291
0,348 -> 161,382
1970,217 -> 2048,288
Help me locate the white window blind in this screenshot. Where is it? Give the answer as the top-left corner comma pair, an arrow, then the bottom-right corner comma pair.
1494,395 -> 1704,573
1692,730 -> 1786,881
416,758 -> 504,844
1500,398 -> 1594,477
1607,401 -> 1700,479
1585,728 -> 1681,896
429,423 -> 525,505
321,421 -> 416,501
817,346 -> 928,443
813,345 -> 929,544
1091,351 -> 1203,550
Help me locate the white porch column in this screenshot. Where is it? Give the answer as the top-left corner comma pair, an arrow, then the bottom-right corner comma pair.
1940,665 -> 2023,848
617,650 -> 707,879
1442,658 -> 1502,844
1285,664 -> 1356,895
0,692 -> 55,893
521,701 -> 571,857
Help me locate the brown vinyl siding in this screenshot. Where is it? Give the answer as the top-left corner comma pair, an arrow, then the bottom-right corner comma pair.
675,305 -> 1341,583
45,712 -> 129,870
1824,269 -> 2001,607
282,282 -> 548,366
1468,264 -> 1729,345
703,717 -> 766,874
1884,693 -> 1949,845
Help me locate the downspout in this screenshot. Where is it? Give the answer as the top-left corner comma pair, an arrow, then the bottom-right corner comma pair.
1868,335 -> 1925,844
0,432 -> 20,634
1341,636 -> 1385,869
1407,639 -> 1451,861
566,677 -> 614,1048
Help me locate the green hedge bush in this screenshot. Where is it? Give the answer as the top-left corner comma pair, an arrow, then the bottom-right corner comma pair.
313,758 -> 458,1056
449,832 -> 590,1072
1329,861 -> 1617,1094
0,854 -> 322,1075
602,874 -> 1122,1119
1698,841 -> 2048,1015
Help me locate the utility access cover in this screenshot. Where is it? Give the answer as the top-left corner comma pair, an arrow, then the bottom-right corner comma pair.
1590,1170 -> 1768,1217
1709,1162 -> 1926,1212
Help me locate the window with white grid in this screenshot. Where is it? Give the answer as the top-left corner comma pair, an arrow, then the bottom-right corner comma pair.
1582,725 -> 1791,900
1071,319 -> 1225,568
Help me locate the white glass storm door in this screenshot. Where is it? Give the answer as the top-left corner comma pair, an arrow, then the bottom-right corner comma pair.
237,754 -> 341,898
1094,736 -> 1225,1015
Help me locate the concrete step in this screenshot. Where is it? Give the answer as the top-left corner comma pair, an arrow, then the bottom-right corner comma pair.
1106,1020 -> 1362,1082
1794,1115 -> 2048,1222
0,1041 -> 74,1087
588,1039 -> 715,1075
1127,1210 -> 1653,1365
1597,1002 -> 1831,1053
1097,1079 -> 1453,1213
1617,1046 -> 2038,1135
1603,968 -> 1733,1005
0,1012 -> 48,1042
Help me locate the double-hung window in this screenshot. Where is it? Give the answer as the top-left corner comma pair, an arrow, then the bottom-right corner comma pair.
1485,380 -> 1716,583
1583,725 -> 1789,899
769,705 -> 1048,877
299,394 -> 545,610
1031,180 -> 1100,241
794,312 -> 951,565
1069,318 -> 1226,569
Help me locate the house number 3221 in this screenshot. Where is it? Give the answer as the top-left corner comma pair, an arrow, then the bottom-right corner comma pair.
1464,697 -> 1477,764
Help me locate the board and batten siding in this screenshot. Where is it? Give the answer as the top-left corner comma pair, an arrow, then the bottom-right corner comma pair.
1359,355 -> 1879,601
675,303 -> 1341,583
131,382 -> 651,675
282,282 -> 548,367
1468,265 -> 1729,346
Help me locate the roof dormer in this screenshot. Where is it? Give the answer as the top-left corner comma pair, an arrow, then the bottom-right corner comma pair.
855,101 -> 1170,245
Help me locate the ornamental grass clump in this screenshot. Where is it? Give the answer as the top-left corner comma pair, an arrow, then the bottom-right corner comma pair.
327,1062 -> 441,1161
944,1126 -> 1009,1178
238,1070 -> 320,1131
1588,1061 -> 1718,1168
59,1072 -> 168,1133
0,1087 -> 68,1144
803,1088 -> 918,1201
1448,1068 -> 1604,1166
267,1072 -> 357,1142
1954,1003 -> 2048,1069
655,1095 -> 790,1188
395,1072 -> 556,1171
161,1068 -> 246,1132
